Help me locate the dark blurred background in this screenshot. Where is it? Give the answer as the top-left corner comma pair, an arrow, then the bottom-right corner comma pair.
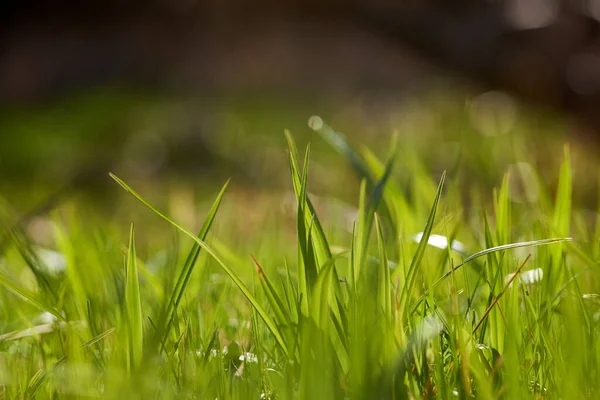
4,1 -> 600,110
2,0 -> 600,212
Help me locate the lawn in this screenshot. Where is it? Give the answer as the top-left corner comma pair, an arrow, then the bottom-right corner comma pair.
0,95 -> 599,398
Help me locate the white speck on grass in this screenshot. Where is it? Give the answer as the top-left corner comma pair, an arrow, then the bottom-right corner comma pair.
36,312 -> 57,325
34,246 -> 66,273
505,267 -> 543,287
583,293 -> 600,299
413,233 -> 467,254
308,115 -> 324,131
239,352 -> 258,363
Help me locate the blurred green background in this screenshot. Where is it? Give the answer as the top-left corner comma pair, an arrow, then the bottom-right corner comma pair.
2,0 -> 600,232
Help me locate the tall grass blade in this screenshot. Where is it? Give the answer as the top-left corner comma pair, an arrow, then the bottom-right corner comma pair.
251,255 -> 291,327
125,224 -> 143,370
0,273 -> 66,323
375,214 -> 392,320
399,171 -> 446,314
160,181 -> 228,344
109,173 -> 290,357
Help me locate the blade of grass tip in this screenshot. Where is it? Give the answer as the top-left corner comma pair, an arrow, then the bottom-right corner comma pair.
309,117 -> 396,227
354,146 -> 397,284
287,136 -> 344,323
473,254 -> 532,333
286,132 -> 345,327
251,255 -> 291,328
0,273 -> 67,324
125,223 -> 143,369
82,327 -> 116,348
549,145 -> 572,289
399,171 -> 446,314
288,138 -> 322,273
375,214 -> 392,320
293,148 -> 317,314
553,145 -> 572,238
362,143 -> 409,230
353,179 -> 368,286
494,172 -> 511,246
25,356 -> 66,398
411,237 -> 572,313
364,136 -> 397,218
9,230 -> 59,303
160,181 -> 228,343
109,173 -> 290,358
285,130 -> 335,266
308,116 -> 374,187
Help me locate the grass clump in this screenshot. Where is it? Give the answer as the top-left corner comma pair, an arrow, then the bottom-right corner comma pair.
0,117 -> 596,399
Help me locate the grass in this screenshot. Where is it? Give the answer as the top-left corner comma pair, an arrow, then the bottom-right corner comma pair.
0,115 -> 597,399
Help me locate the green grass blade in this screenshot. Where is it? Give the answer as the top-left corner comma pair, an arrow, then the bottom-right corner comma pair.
553,145 -> 572,238
285,132 -> 345,327
361,144 -> 410,229
82,327 -> 116,348
473,255 -> 532,333
375,214 -> 392,320
354,147 -> 397,286
310,261 -> 335,329
412,237 -> 572,312
399,171 -> 446,314
0,273 -> 67,324
308,116 -> 374,187
160,181 -> 228,343
125,223 -> 143,370
251,255 -> 291,327
494,172 -> 511,245
353,179 -> 368,286
109,173 -> 290,358
285,131 -> 334,265
549,145 -> 572,291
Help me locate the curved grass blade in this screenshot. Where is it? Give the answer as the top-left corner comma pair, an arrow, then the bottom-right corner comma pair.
109,173 -> 290,358
308,116 -> 374,187
473,254 -> 532,333
160,181 -> 228,344
309,117 -> 395,225
0,273 -> 67,324
411,237 -> 572,312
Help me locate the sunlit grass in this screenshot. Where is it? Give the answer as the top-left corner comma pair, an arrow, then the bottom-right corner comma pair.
0,116 -> 597,399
